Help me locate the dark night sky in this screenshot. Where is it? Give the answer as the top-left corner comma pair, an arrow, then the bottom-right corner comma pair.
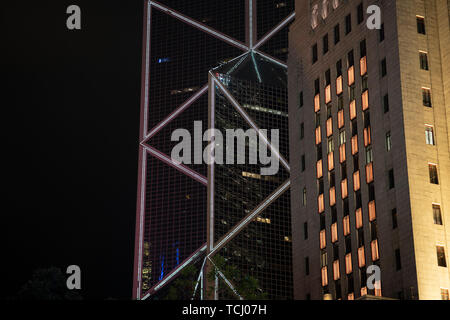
2,1 -> 144,299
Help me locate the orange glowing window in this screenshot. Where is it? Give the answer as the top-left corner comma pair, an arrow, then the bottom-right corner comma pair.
330,187 -> 336,207
358,246 -> 366,268
356,208 -> 363,229
328,152 -> 335,171
336,76 -> 343,95
318,194 -> 325,213
345,253 -> 352,274
314,94 -> 321,112
343,216 -> 350,236
320,229 -> 327,249
371,240 -> 380,261
364,127 -> 371,147
327,118 -> 333,137
349,100 -> 357,120
361,287 -> 368,297
325,85 -> 332,104
351,135 -> 358,155
353,171 -> 360,191
316,126 -> 322,145
360,56 -> 367,76
317,159 -> 323,179
341,179 -> 348,199
348,293 -> 355,300
368,200 -> 376,222
366,162 -> 374,184
338,109 -> 344,129
375,281 -> 382,297
339,144 -> 346,163
321,266 -> 328,287
333,260 -> 340,280
362,90 -> 369,111
348,66 -> 355,86
331,222 -> 338,243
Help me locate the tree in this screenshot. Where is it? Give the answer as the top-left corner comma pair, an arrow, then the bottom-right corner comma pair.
165,264 -> 199,300
15,267 -> 83,300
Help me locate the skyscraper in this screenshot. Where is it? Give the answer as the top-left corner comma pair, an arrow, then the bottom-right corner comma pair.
133,0 -> 295,300
289,0 -> 450,300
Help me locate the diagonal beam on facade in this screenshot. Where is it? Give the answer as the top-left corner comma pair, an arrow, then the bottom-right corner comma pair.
253,12 -> 295,50
210,72 -> 290,172
141,143 -> 208,186
141,243 -> 208,300
207,256 -> 244,300
253,49 -> 288,69
208,179 -> 291,257
150,1 -> 249,52
144,85 -> 209,141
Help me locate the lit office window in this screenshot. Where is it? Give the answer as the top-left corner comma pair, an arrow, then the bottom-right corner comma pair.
371,240 -> 380,261
341,179 -> 348,199
317,159 -> 323,179
333,260 -> 340,280
358,246 -> 366,268
331,222 -> 338,243
330,187 -> 336,207
362,90 -> 369,110
356,208 -> 363,229
320,230 -> 327,249
368,201 -> 376,222
345,253 -> 352,274
343,216 -> 350,236
441,288 -> 449,300
318,194 -> 325,214
321,266 -> 328,287
425,126 -> 435,145
366,162 -> 374,184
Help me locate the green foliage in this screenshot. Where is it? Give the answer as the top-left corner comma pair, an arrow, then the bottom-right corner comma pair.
16,267 -> 83,300
165,264 -> 199,300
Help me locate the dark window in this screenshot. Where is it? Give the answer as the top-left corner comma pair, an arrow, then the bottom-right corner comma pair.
315,78 -> 320,94
348,273 -> 354,293
422,88 -> 432,107
389,169 -> 395,189
338,96 -> 344,110
357,229 -> 364,247
312,43 -> 318,64
437,246 -> 447,267
323,34 -> 329,54
368,183 -> 375,201
429,164 -> 439,184
355,191 -> 362,209
300,123 -> 305,140
301,155 -> 306,172
333,244 -> 339,260
299,91 -> 304,108
360,39 -> 367,58
341,163 -> 347,180
370,222 -> 377,241
379,23 -> 385,42
392,208 -> 398,229
343,198 -> 350,217
395,249 -> 402,270
320,214 -> 326,230
336,59 -> 343,77
420,52 -> 429,70
417,17 -> 426,34
433,205 -> 443,226
348,50 -> 355,67
357,3 -> 364,24
351,119 -> 358,137
304,222 -> 309,239
325,69 -> 331,86
383,94 -> 390,113
334,24 -> 340,44
353,154 -> 359,173
345,14 -> 352,34
381,58 -> 387,77
305,257 -> 310,275
303,188 -> 307,206
345,236 -> 352,254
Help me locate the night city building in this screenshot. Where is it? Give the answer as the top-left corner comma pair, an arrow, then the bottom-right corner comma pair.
133,0 -> 295,300
289,0 -> 450,300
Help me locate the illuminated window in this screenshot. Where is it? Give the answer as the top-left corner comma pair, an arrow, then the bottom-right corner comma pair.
368,201 -> 376,222
349,100 -> 356,120
330,187 -> 336,207
425,126 -> 435,145
348,66 -> 355,86
339,144 -> 346,163
327,118 -> 333,138
341,179 -> 348,199
353,171 -> 360,191
333,260 -> 340,280
371,240 -> 380,261
315,93 -> 321,112
328,152 -> 335,172
360,57 -> 367,76
343,216 -> 350,236
318,194 -> 325,213
433,204 -> 443,225
331,222 -> 338,243
317,159 -> 323,179
338,110 -> 344,129
358,246 -> 366,268
351,135 -> 358,155
437,246 -> 447,267
362,90 -> 369,110
316,126 -> 322,145
348,293 -> 354,300
375,281 -> 382,297
321,266 -> 328,287
356,208 -> 363,229
320,230 -> 327,249
364,127 -> 371,147
345,253 -> 352,274
441,288 -> 449,300
429,164 -> 439,185
361,286 -> 368,296
386,132 -> 392,151
321,251 -> 328,268
366,162 -> 374,184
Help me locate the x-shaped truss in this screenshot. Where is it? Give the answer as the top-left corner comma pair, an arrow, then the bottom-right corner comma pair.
136,0 -> 295,300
